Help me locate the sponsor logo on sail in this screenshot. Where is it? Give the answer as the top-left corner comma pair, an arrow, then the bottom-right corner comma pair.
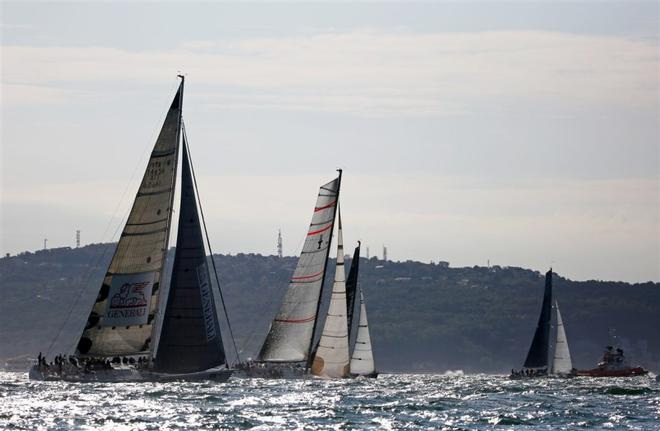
197,264 -> 217,341
105,272 -> 155,326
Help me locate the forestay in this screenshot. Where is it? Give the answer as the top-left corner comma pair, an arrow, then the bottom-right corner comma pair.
311,212 -> 350,378
76,82 -> 183,357
258,175 -> 341,362
154,133 -> 225,373
523,269 -> 553,369
551,301 -> 573,375
349,288 -> 376,376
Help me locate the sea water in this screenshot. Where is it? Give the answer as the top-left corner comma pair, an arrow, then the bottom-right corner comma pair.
1,371 -> 658,429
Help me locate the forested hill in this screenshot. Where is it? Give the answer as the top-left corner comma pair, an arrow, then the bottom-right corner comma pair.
1,243 -> 659,373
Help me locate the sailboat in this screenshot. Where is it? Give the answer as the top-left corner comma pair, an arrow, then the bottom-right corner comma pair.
550,301 -> 574,376
511,268 -> 554,379
29,77 -> 233,382
349,287 -> 378,378
235,172 -> 342,378
344,241 -> 377,378
310,210 -> 351,378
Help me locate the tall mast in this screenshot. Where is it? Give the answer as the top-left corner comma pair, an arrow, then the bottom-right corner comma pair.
150,75 -> 185,359
306,169 -> 342,369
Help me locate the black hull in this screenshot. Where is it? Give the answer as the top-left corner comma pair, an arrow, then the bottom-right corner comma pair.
351,372 -> 378,379
233,362 -> 307,379
29,365 -> 232,383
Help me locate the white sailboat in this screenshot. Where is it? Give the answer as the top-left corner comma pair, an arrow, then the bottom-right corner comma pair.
29,77 -> 233,382
235,172 -> 342,378
311,211 -> 350,378
349,288 -> 377,378
551,301 -> 573,376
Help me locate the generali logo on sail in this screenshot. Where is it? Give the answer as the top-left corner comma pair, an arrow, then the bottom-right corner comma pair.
105,273 -> 155,325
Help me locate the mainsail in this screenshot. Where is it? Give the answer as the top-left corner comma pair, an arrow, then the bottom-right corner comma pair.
349,288 -> 376,376
345,242 -> 361,345
257,173 -> 341,363
311,211 -> 350,378
551,301 -> 573,375
522,269 -> 553,369
154,132 -> 225,373
76,81 -> 183,357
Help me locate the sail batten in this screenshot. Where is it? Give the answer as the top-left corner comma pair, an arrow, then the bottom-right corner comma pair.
75,82 -> 183,357
257,175 -> 341,363
522,269 -> 553,369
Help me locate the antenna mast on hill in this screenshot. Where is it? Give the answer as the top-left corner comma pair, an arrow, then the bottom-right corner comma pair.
43,238 -> 48,250
383,245 -> 388,262
277,229 -> 283,258
76,230 -> 81,248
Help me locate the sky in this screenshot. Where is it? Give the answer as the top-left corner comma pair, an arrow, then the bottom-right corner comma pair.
1,1 -> 658,282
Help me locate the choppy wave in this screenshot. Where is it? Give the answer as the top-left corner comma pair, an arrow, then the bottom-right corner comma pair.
1,372 -> 658,429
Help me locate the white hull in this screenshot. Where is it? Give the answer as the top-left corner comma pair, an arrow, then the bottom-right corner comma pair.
29,365 -> 232,383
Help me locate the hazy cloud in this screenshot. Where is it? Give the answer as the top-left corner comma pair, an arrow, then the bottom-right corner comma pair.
3,31 -> 658,116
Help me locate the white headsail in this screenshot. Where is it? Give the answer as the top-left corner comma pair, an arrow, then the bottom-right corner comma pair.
311,211 -> 350,378
552,301 -> 573,375
349,288 -> 375,376
258,174 -> 341,363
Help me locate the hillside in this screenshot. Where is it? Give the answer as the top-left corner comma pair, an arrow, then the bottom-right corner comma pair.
1,243 -> 659,373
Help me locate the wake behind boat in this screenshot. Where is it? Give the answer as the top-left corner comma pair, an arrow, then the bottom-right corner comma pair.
30,77 -> 234,383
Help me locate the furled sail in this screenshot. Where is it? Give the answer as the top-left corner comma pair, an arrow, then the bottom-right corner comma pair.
349,288 -> 375,376
154,132 -> 225,373
345,242 -> 361,345
311,211 -> 350,378
258,174 -> 341,362
551,301 -> 573,375
76,82 -> 183,357
522,269 -> 553,369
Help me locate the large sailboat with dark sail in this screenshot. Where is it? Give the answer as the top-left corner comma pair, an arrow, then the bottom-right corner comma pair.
29,77 -> 233,382
511,269 -> 575,379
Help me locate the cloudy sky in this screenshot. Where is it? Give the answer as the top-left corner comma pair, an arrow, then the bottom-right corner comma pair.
1,1 -> 658,282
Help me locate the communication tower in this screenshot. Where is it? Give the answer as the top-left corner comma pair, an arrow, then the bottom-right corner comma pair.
43,238 -> 48,250
383,245 -> 388,262
76,230 -> 81,248
277,229 -> 283,258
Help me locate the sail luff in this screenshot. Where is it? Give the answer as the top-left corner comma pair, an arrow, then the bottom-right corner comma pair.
522,269 -> 553,369
75,81 -> 184,358
257,172 -> 342,363
349,288 -> 375,376
552,301 -> 573,374
311,209 -> 350,378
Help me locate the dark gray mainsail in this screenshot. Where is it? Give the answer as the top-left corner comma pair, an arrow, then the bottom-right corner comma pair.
76,81 -> 183,357
345,242 -> 361,344
154,135 -> 225,373
258,173 -> 342,363
523,269 -> 553,369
